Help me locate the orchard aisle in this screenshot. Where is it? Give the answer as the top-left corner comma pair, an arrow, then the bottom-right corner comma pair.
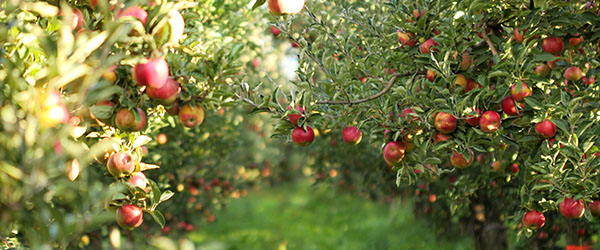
188,181 -> 472,250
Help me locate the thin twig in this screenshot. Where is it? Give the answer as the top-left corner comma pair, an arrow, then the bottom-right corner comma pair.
316,71 -> 422,105
480,25 -> 498,57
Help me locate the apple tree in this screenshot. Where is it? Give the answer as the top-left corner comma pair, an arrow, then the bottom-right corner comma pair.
0,0 -> 302,248
247,0 -> 600,248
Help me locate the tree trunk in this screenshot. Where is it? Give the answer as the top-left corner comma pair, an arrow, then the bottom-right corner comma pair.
469,200 -> 508,250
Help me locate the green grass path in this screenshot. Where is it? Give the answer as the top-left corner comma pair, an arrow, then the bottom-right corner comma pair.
189,181 -> 472,250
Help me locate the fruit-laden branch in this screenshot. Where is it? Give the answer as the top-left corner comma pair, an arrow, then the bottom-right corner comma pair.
316,71 -> 423,105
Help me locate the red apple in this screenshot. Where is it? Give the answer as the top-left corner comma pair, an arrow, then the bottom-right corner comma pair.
454,74 -> 467,90
397,31 -> 416,47
547,55 -> 559,69
459,52 -> 472,71
179,104 -> 205,127
539,232 -> 549,240
589,200 -> 600,217
115,107 -> 147,132
128,172 -> 148,190
400,108 -> 417,121
419,38 -> 438,54
107,152 -> 135,177
116,6 -> 148,24
291,41 -> 299,48
38,104 -> 70,128
466,79 -> 482,92
534,64 -> 551,77
583,76 -> 595,85
157,133 -> 167,144
465,107 -> 481,126
134,57 -> 169,89
523,210 -> 545,229
559,197 -> 585,219
450,149 -> 474,168
514,28 -> 524,43
433,132 -> 452,144
292,126 -> 314,146
116,204 -> 143,229
509,163 -> 520,174
147,78 -> 180,105
288,105 -> 304,126
270,26 -> 281,36
569,35 -> 584,48
535,120 -> 556,138
511,82 -> 532,101
501,96 -> 524,116
491,161 -> 503,172
59,7 -> 84,30
426,69 -> 435,82
434,112 -> 457,134
166,102 -> 180,116
542,37 -> 563,54
383,141 -> 405,166
479,111 -> 501,133
268,0 -> 305,15
564,66 -> 583,81
342,126 -> 362,145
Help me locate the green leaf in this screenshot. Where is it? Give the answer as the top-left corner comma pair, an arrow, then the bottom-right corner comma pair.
252,0 -> 267,10
90,105 -> 113,120
150,210 -> 166,228
159,190 -> 174,204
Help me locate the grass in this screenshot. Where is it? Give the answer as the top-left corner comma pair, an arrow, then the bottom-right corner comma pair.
189,180 -> 473,250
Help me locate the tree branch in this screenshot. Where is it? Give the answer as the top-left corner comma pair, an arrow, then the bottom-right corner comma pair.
480,25 -> 498,57
316,71 -> 422,105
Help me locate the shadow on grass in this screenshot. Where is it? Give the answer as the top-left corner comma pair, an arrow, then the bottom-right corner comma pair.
189,180 -> 472,250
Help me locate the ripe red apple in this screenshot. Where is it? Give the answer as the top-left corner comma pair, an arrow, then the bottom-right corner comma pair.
534,64 -> 551,77
146,78 -> 180,105
59,7 -> 84,31
582,76 -> 595,85
501,96 -> 524,116
459,52 -> 472,71
107,152 -> 135,177
569,35 -> 584,48
523,210 -> 545,229
154,9 -> 185,46
270,26 -> 281,36
514,28 -> 524,43
560,197 -> 585,218
116,6 -> 148,24
166,102 -> 179,116
491,161 -> 503,172
400,108 -> 418,121
134,57 -> 169,89
450,149 -> 474,169
288,105 -> 304,126
397,31 -> 416,47
116,204 -> 143,229
509,163 -> 520,174
511,82 -> 532,101
157,133 -> 167,144
479,111 -> 501,133
547,55 -> 559,69
39,104 -> 70,128
433,132 -> 452,144
538,232 -> 548,240
292,126 -> 314,146
115,107 -> 147,131
542,37 -> 564,54
179,104 -> 204,127
465,107 -> 481,126
535,120 -> 557,138
454,74 -> 467,90
419,38 -> 438,54
291,41 -> 300,48
90,0 -> 98,9
426,69 -> 435,82
434,112 -> 457,134
268,0 -> 305,15
342,126 -> 362,145
128,172 -> 148,190
465,79 -> 482,92
383,141 -> 405,166
564,66 -> 583,81
589,200 -> 600,217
